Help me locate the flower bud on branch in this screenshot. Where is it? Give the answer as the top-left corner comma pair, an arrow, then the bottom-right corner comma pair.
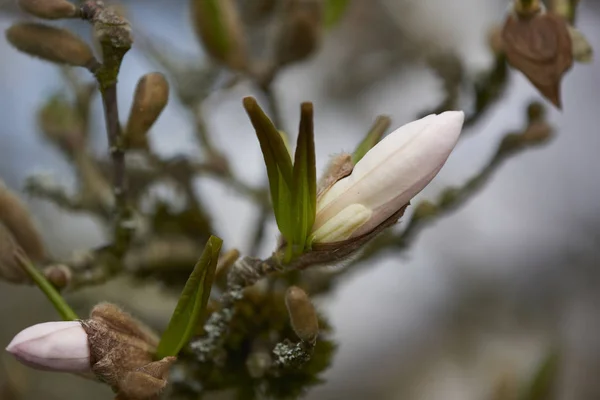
191,0 -> 248,71
6,303 -> 176,399
18,0 -> 78,20
285,286 -> 318,344
310,111 -> 464,245
6,321 -> 90,373
5,23 -> 98,69
125,73 -> 170,150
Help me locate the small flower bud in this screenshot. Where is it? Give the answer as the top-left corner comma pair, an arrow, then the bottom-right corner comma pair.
502,8 -> 573,108
5,23 -> 96,68
311,111 -> 464,244
0,182 -> 45,263
125,73 -> 170,149
285,286 -> 319,344
38,95 -> 86,154
18,0 -> 78,20
5,321 -> 91,373
274,0 -> 323,67
43,264 -> 72,289
191,0 -> 248,70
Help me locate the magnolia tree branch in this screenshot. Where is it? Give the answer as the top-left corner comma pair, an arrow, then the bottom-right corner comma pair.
191,103 -> 552,360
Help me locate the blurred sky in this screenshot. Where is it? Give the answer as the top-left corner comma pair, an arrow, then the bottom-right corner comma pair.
1,1 -> 599,399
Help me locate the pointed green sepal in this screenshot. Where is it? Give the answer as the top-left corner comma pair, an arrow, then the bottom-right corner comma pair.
156,235 -> 222,358
243,97 -> 295,243
324,0 -> 351,28
521,349 -> 560,400
352,115 -> 391,164
289,103 -> 317,260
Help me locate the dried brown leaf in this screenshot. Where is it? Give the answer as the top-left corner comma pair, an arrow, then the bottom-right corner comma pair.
502,12 -> 573,108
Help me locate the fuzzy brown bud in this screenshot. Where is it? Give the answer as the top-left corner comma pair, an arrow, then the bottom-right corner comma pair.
275,0 -> 323,67
125,73 -> 170,149
0,182 -> 45,263
191,0 -> 247,70
285,286 -> 319,344
38,95 -> 86,154
81,303 -> 176,399
0,223 -> 31,284
18,0 -> 77,19
43,264 -> 72,289
6,23 -> 96,69
502,10 -> 573,108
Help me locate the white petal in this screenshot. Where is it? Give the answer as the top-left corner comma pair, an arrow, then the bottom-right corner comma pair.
313,111 -> 464,238
310,203 -> 372,244
6,321 -> 90,373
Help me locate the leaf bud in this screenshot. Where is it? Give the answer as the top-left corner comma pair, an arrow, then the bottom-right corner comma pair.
285,286 -> 319,344
274,0 -> 323,67
5,23 -> 97,69
124,73 -> 170,149
191,0 -> 248,70
18,0 -> 78,20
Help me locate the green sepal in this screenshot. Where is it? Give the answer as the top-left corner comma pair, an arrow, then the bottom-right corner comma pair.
243,97 -> 295,243
156,235 -> 222,358
352,115 -> 391,164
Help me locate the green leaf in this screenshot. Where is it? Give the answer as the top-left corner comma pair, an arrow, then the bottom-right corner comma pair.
289,103 -> 317,260
192,0 -> 230,58
324,0 -> 351,28
520,349 -> 560,400
243,97 -> 295,242
352,115 -> 391,164
156,235 -> 222,359
15,252 -> 78,321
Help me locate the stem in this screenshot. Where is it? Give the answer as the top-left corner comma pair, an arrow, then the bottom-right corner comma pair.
15,252 -> 78,321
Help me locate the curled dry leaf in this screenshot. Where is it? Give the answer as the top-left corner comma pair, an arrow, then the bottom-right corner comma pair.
502,11 -> 573,108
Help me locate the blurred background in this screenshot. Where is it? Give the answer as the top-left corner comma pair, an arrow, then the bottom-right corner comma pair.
0,0 -> 599,399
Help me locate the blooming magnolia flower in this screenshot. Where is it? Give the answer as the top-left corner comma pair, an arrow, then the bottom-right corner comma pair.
5,321 -> 91,373
310,111 -> 465,244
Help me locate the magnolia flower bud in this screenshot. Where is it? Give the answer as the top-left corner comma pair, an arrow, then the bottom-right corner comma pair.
285,286 -> 319,344
5,321 -> 91,373
125,73 -> 170,149
5,23 -> 97,69
310,111 -> 464,244
18,0 -> 78,20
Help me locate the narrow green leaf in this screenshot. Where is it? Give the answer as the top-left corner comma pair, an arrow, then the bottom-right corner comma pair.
156,235 -> 222,359
352,115 -> 391,164
520,350 -> 560,400
243,97 -> 295,242
290,103 -> 317,260
192,0 -> 230,58
324,0 -> 350,28
15,252 -> 78,321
